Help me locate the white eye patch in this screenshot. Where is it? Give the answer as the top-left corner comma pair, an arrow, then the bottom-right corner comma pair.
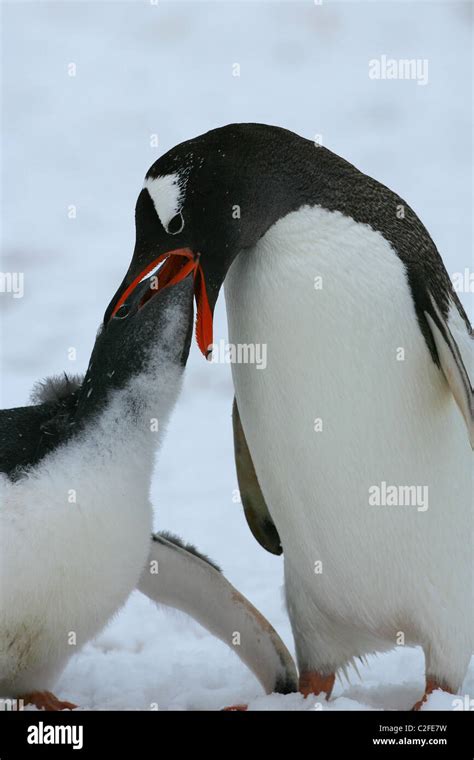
144,173 -> 185,234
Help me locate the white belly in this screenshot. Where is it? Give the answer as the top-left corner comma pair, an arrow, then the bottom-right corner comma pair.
225,206 -> 472,663
0,429 -> 153,695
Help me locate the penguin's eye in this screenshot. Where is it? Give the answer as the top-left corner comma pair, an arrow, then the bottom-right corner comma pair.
166,212 -> 185,235
114,304 -> 130,319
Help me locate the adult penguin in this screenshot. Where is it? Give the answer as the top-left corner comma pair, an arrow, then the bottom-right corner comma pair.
0,273 -> 297,709
105,123 -> 473,709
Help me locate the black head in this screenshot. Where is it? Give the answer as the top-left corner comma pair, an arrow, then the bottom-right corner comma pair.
106,122 -> 465,365
75,273 -> 194,425
0,275 -> 193,477
103,123 -> 317,356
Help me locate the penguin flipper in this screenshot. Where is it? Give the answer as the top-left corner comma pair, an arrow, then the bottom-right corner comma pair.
232,398 -> 282,555
138,533 -> 297,695
0,373 -> 83,477
425,295 -> 473,449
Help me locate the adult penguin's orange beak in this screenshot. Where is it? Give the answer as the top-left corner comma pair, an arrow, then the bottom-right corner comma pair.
106,248 -> 214,357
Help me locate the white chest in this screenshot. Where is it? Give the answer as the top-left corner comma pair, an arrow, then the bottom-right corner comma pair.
224,205 -> 471,624
0,414 -> 154,690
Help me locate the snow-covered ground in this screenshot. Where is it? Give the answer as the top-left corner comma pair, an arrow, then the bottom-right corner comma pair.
2,0 -> 472,710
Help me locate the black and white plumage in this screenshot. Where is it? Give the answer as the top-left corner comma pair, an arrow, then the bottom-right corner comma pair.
0,274 -> 297,706
106,123 -> 473,706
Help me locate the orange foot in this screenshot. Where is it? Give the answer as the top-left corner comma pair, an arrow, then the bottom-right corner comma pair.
222,671 -> 336,710
412,678 -> 454,711
22,691 -> 77,711
299,671 -> 335,699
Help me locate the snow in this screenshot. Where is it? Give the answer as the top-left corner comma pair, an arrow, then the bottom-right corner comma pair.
2,0 -> 472,711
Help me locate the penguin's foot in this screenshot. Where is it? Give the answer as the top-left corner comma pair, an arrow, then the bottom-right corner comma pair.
299,671 -> 335,699
222,671 -> 335,710
412,678 -> 454,711
22,691 -> 77,711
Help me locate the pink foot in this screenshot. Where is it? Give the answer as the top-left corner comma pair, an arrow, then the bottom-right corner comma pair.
22,690 -> 77,711
299,671 -> 335,699
412,678 -> 454,711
